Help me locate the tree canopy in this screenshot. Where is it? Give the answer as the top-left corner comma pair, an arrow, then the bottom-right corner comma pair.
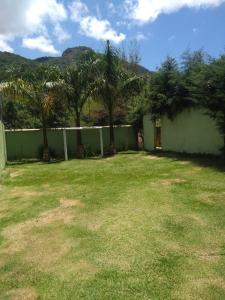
1,43 -> 225,157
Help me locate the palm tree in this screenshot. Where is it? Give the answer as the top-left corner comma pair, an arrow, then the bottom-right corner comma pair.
93,40 -> 143,154
0,65 -> 60,161
61,50 -> 98,158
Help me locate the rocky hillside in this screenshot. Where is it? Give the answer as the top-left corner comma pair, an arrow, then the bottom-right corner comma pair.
0,46 -> 150,80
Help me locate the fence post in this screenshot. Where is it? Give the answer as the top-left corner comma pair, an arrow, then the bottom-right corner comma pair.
63,129 -> 68,161
99,127 -> 104,157
3,124 -> 7,164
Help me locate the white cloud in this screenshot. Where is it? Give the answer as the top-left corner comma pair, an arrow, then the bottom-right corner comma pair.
124,0 -> 225,23
0,0 -> 67,36
54,24 -> 71,43
0,35 -> 14,52
70,0 -> 126,44
69,0 -> 89,22
0,0 -> 67,53
80,16 -> 125,44
22,36 -> 59,55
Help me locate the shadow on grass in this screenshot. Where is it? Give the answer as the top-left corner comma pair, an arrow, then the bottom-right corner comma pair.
146,150 -> 225,173
7,159 -> 65,166
7,150 -> 224,173
6,150 -> 139,165
117,150 -> 140,155
83,150 -> 140,160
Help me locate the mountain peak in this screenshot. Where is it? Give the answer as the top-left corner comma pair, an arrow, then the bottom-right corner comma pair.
0,46 -> 150,81
62,46 -> 94,62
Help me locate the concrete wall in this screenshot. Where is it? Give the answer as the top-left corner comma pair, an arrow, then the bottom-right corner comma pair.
144,109 -> 223,155
5,126 -> 136,160
0,121 -> 6,170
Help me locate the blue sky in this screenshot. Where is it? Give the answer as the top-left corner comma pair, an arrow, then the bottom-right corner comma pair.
0,0 -> 225,70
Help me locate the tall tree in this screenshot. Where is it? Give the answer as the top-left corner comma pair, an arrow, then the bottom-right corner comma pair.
148,56 -> 187,120
199,55 -> 225,156
61,50 -> 98,158
94,40 -> 143,154
104,40 -> 119,153
181,49 -> 210,105
1,64 -> 60,161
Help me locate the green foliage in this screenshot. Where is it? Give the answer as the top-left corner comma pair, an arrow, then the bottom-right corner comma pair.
126,75 -> 150,129
61,50 -> 98,123
92,41 -> 144,151
3,98 -> 41,129
0,52 -> 34,81
0,64 -> 67,161
146,50 -> 225,155
148,56 -> 188,120
60,50 -> 100,157
198,56 -> 225,155
0,46 -> 149,130
4,44 -> 225,157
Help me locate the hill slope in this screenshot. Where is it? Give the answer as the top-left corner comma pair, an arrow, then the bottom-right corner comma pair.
0,46 -> 150,80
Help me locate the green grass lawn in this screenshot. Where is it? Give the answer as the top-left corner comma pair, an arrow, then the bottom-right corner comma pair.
0,152 -> 225,299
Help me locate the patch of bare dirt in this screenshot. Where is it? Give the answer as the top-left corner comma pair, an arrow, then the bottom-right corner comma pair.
56,259 -> 97,280
173,276 -> 225,299
157,178 -> 187,186
8,188 -> 41,199
3,198 -> 83,238
2,198 -> 84,268
3,198 -> 83,241
198,192 -> 214,205
9,169 -> 25,178
6,287 -> 37,300
60,198 -> 84,208
37,207 -> 74,225
189,214 -> 207,227
198,192 -> 225,205
194,249 -> 221,263
178,161 -> 190,165
145,155 -> 163,160
193,276 -> 225,290
25,229 -> 73,268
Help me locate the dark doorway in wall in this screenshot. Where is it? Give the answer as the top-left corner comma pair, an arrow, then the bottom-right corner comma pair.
154,119 -> 162,149
138,130 -> 144,150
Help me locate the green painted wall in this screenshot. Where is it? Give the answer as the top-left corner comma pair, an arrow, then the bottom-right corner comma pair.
143,109 -> 223,155
0,121 -> 6,170
143,115 -> 155,151
5,126 -> 136,160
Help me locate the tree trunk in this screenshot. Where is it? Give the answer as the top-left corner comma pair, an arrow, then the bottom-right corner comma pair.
76,113 -> 84,158
41,112 -> 50,162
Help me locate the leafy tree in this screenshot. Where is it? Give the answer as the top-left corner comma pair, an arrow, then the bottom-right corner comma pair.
181,49 -> 210,73
127,74 -> 150,128
93,40 -> 143,154
2,98 -> 41,129
148,56 -> 187,120
103,40 -> 119,153
1,64 -> 61,161
198,55 -> 225,155
181,49 -> 211,105
61,50 -> 98,157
